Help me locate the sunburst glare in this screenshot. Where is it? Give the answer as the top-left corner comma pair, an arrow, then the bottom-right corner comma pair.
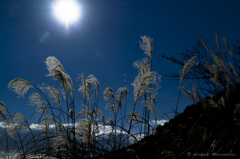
52,0 -> 82,27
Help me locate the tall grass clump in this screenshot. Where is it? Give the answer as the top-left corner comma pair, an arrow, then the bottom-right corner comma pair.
88,33 -> 240,159
161,33 -> 240,158
94,33 -> 240,159
178,33 -> 240,116
0,36 -> 161,159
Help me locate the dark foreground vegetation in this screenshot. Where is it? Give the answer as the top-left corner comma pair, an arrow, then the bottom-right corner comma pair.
93,34 -> 240,159
1,33 -> 240,158
94,83 -> 240,159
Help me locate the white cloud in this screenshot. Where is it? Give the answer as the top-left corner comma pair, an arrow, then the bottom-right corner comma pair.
151,119 -> 168,126
1,120 -> 163,157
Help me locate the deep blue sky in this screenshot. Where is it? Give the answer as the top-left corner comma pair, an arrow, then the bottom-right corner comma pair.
1,0 -> 240,126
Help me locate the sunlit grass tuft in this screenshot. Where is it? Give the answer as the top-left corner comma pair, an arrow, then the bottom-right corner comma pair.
0,36 -> 161,159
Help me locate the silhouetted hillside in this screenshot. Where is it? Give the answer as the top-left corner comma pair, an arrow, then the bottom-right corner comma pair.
93,83 -> 240,159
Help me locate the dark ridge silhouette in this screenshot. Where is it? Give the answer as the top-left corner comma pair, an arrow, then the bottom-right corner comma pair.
93,83 -> 240,159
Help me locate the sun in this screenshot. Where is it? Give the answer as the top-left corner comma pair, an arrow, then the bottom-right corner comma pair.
52,0 -> 82,26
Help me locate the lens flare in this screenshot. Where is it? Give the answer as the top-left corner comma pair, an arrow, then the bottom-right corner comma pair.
39,31 -> 51,44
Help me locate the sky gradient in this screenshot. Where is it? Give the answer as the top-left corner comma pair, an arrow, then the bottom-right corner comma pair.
1,0 -> 240,128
